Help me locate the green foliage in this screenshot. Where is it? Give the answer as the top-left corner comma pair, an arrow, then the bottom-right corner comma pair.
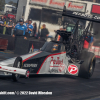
8,1 -> 17,7
0,0 -> 5,11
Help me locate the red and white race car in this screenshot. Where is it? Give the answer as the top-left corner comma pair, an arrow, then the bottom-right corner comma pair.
0,5 -> 97,82
0,30 -> 96,81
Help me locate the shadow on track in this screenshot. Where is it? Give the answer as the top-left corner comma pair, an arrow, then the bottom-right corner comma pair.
0,74 -> 77,79
0,70 -> 100,85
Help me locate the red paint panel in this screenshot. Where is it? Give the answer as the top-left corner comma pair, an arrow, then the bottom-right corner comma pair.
92,5 -> 100,14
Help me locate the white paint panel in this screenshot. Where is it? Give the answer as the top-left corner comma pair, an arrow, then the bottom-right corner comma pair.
38,52 -> 68,74
0,51 -> 41,66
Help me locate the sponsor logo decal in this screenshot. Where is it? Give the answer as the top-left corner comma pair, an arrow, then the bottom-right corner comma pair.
49,0 -> 65,7
24,64 -> 37,67
68,2 -> 83,9
58,63 -> 65,72
73,12 -> 93,18
8,16 -> 14,18
30,0 -> 65,8
49,57 -> 65,73
72,12 -> 100,20
50,57 -> 63,67
68,65 -> 78,75
66,2 -> 86,12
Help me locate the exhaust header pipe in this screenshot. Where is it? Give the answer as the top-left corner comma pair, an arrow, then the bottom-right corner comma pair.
0,65 -> 29,78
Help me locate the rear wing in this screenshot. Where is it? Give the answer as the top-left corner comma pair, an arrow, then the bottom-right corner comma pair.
62,6 -> 100,23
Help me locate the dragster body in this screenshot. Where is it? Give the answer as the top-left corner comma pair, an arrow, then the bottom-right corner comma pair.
0,43 -> 80,77
0,5 -> 98,81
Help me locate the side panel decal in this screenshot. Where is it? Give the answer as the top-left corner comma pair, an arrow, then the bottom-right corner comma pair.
37,52 -> 66,74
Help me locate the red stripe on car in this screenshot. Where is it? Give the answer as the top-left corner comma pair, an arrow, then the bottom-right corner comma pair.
23,52 -> 41,62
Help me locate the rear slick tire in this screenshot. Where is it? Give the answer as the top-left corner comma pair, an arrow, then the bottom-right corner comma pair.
78,51 -> 96,79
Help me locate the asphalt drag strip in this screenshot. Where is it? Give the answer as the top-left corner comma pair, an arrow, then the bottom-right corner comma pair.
0,62 -> 99,100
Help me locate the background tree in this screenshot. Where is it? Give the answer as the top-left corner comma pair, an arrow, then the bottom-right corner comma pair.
8,1 -> 17,7
0,0 -> 5,11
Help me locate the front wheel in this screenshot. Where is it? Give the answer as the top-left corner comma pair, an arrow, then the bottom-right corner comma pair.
12,57 -> 23,81
78,51 -> 96,79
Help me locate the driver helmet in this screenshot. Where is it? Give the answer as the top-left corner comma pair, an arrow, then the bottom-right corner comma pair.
52,44 -> 58,51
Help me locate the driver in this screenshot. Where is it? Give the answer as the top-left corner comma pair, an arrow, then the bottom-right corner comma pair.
52,44 -> 58,52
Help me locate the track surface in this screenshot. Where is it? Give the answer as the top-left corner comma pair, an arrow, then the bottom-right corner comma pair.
0,62 -> 100,100
0,52 -> 100,100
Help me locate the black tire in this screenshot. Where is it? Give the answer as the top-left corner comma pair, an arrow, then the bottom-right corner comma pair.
78,50 -> 96,79
12,57 -> 23,81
